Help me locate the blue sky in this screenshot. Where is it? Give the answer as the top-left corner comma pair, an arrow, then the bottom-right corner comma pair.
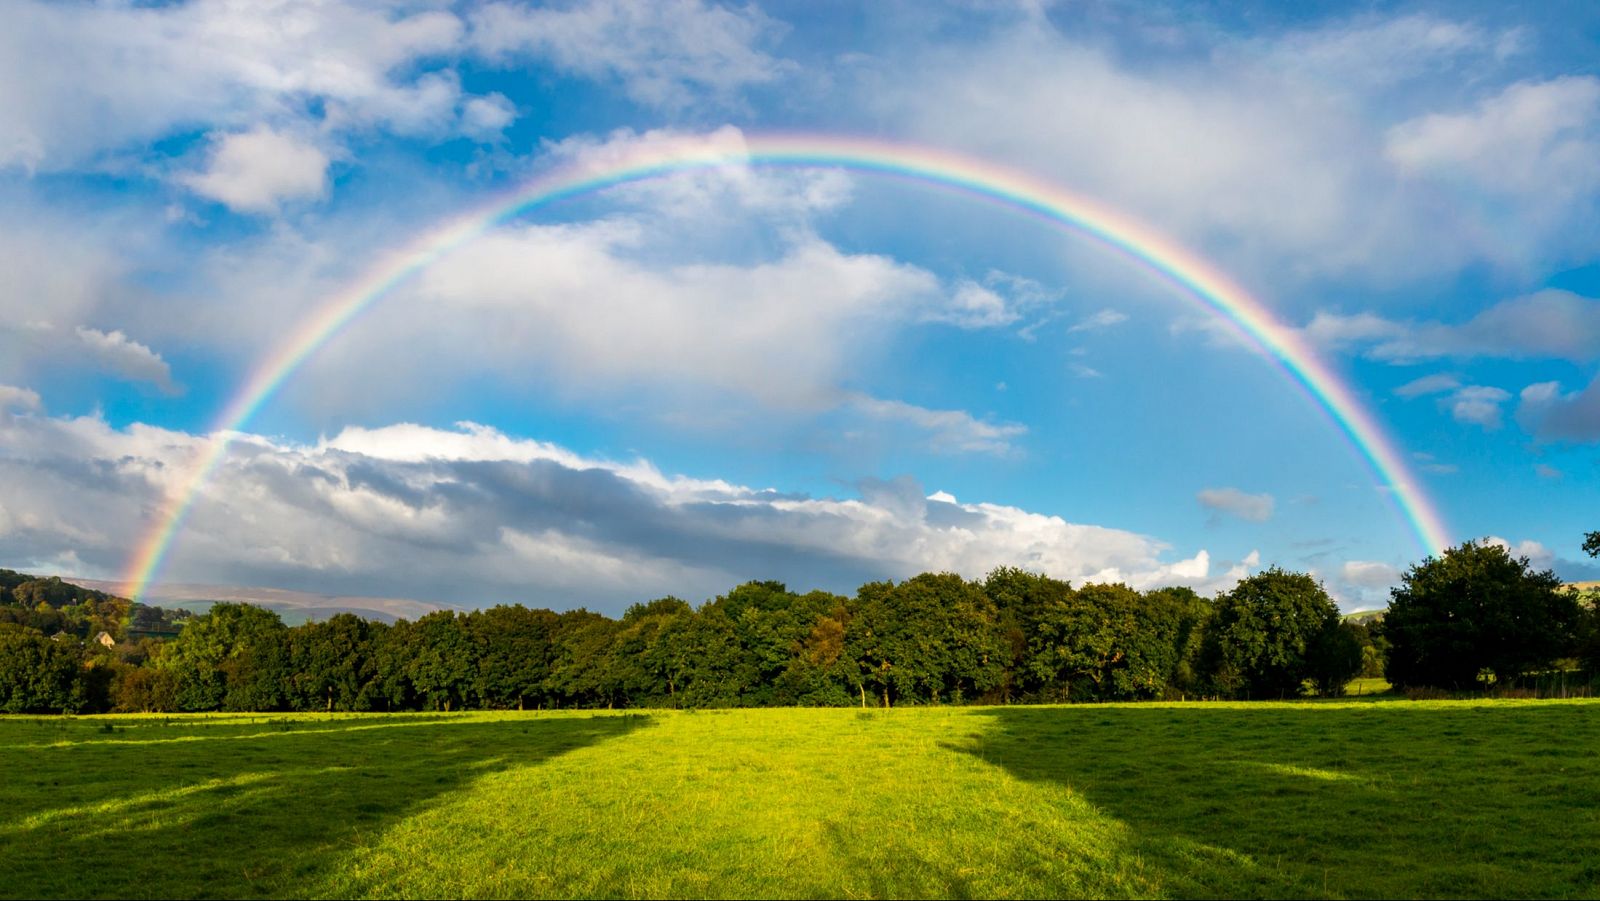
2,0 -> 1598,613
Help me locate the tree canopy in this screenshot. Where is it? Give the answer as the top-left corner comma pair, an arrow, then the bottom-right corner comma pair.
1384,540 -> 1580,689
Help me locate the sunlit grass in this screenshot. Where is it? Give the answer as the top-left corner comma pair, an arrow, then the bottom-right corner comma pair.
1,700 -> 1597,899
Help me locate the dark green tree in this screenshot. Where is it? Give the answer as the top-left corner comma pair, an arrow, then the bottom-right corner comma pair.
1142,586 -> 1213,697
408,611 -> 474,711
1385,540 -> 1580,689
847,573 -> 1005,706
1306,620 -> 1366,697
157,603 -> 287,711
0,625 -> 92,713
289,614 -> 380,711
467,605 -> 559,709
983,567 -> 1074,701
1200,568 -> 1339,699
545,610 -> 623,707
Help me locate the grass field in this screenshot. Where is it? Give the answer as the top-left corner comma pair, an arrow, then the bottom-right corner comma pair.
2,700 -> 1597,899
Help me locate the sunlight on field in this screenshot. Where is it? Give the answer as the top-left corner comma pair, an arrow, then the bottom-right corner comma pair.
1,701 -> 1598,899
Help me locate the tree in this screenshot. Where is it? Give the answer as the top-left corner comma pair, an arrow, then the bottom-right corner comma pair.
1584,531 -> 1599,559
467,606 -> 559,710
0,625 -> 92,713
1385,540 -> 1580,689
157,603 -> 287,711
408,611 -> 474,711
846,573 -> 1005,706
1306,621 -> 1366,697
289,614 -> 380,711
983,567 -> 1074,701
1200,568 -> 1340,699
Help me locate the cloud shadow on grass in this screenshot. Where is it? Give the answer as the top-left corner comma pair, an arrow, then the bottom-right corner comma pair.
949,703 -> 1600,899
0,713 -> 653,900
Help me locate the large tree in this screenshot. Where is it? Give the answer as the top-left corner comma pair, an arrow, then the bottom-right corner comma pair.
983,567 -> 1074,701
0,625 -> 92,713
158,602 -> 287,711
1200,568 -> 1340,699
1385,540 -> 1580,689
847,573 -> 1005,706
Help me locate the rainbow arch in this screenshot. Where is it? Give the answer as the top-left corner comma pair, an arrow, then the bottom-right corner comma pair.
121,132 -> 1451,600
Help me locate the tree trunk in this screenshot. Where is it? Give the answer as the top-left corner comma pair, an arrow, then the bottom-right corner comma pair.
859,683 -> 867,708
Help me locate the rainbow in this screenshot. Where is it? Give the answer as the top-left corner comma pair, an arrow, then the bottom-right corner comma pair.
120,132 -> 1451,600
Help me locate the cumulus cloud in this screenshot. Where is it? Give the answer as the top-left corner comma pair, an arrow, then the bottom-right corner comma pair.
1197,488 -> 1275,523
1517,374 -> 1600,442
843,395 -> 1026,456
0,0 -> 472,171
537,126 -> 855,221
879,12 -> 1597,285
1307,291 -> 1600,364
0,415 -> 1234,611
264,129 -> 1062,420
1340,560 -> 1401,589
460,93 -> 517,142
469,0 -> 790,109
0,384 -> 41,413
1386,76 -> 1600,205
1484,536 -> 1555,569
0,322 -> 177,393
1447,385 -> 1511,430
181,128 -> 330,214
1394,373 -> 1461,398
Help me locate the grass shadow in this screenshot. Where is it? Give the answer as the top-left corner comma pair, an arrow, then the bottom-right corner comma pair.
951,702 -> 1600,899
0,712 -> 652,900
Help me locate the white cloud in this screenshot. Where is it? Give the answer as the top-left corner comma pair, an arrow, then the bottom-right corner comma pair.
469,0 -> 790,110
537,126 -> 855,220
1309,291 -> 1600,365
1447,385 -> 1511,430
1068,309 -> 1129,333
394,223 -> 937,408
924,271 -> 1061,330
1340,560 -> 1401,589
1386,77 -> 1600,193
182,127 -> 330,214
0,0 -> 472,171
1394,373 -> 1461,398
1517,374 -> 1600,442
1197,487 -> 1275,523
879,13 -> 1599,285
0,322 -> 177,393
844,395 -> 1026,456
74,327 -> 179,394
0,384 -> 41,413
1484,536 -> 1555,569
461,93 -> 517,142
0,415 -> 1232,611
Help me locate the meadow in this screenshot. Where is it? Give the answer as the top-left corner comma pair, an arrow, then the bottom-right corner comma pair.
2,700 -> 1597,900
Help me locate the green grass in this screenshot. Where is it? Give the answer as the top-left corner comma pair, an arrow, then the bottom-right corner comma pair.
1342,677 -> 1393,696
1,701 -> 1597,899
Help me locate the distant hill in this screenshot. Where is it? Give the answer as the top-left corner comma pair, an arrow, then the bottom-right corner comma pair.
1342,609 -> 1384,624
68,579 -> 455,625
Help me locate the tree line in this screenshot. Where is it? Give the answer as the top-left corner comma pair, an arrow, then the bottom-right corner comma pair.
0,537 -> 1596,714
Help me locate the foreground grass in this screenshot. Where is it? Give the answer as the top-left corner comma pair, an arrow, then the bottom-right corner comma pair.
0,701 -> 1597,899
